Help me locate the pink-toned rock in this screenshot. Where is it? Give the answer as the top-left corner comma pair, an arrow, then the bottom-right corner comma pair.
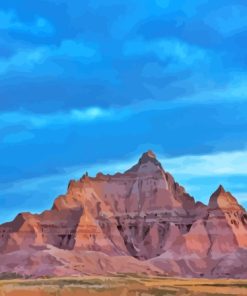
209,185 -> 244,211
0,151 -> 247,278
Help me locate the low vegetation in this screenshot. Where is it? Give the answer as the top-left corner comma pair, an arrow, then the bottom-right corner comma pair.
0,276 -> 247,295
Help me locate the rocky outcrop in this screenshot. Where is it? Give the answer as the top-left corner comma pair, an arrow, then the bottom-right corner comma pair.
0,151 -> 246,278
151,185 -> 247,278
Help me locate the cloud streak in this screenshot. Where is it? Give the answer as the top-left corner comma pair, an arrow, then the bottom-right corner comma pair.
1,81 -> 247,131
161,150 -> 247,176
0,107 -> 112,129
0,10 -> 54,35
0,39 -> 99,75
124,38 -> 207,70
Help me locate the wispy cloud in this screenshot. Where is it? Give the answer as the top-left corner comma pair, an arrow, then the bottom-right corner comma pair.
0,39 -> 99,75
233,192 -> 247,203
124,38 -> 207,70
0,157 -> 135,222
0,10 -> 54,35
213,76 -> 247,101
161,150 -> 247,177
0,107 -> 112,129
0,157 -> 135,196
161,151 -> 247,206
205,5 -> 247,36
0,48 -> 46,75
1,82 -> 247,131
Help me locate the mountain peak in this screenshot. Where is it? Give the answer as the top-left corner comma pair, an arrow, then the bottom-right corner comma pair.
137,150 -> 163,170
139,150 -> 157,162
211,185 -> 228,199
125,150 -> 163,174
216,184 -> 226,194
208,185 -> 242,211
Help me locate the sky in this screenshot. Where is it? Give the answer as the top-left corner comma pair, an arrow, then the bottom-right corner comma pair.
0,0 -> 247,223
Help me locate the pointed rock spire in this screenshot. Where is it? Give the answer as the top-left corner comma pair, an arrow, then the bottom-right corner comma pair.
216,185 -> 226,194
138,150 -> 163,167
139,150 -> 157,163
126,150 -> 164,174
208,185 -> 243,211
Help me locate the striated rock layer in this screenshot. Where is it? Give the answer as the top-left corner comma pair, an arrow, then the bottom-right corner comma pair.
0,151 -> 247,278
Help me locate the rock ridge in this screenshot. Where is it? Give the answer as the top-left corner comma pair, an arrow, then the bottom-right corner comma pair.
0,151 -> 247,278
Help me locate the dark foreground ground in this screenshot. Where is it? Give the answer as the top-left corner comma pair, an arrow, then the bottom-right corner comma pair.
0,276 -> 247,295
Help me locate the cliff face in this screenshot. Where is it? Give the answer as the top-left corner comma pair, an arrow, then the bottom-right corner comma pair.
0,151 -> 247,278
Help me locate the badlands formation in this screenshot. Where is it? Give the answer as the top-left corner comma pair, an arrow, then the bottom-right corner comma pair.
0,151 -> 247,278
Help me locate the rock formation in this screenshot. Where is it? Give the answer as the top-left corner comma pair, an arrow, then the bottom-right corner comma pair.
0,151 -> 247,278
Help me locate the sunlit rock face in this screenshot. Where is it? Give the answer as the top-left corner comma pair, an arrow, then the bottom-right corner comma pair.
0,151 -> 247,278
151,185 -> 247,278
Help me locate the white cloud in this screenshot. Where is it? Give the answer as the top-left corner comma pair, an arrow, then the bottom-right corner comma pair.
3,150 -> 247,196
1,85 -> 247,130
161,150 -> 247,177
0,100 -> 187,130
0,107 -> 113,129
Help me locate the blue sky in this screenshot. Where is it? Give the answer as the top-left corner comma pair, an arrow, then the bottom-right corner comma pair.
0,0 -> 247,222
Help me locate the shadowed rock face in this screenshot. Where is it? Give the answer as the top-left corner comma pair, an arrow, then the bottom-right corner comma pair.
0,151 -> 247,278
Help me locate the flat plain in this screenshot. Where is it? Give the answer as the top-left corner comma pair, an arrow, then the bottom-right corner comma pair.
0,276 -> 247,296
